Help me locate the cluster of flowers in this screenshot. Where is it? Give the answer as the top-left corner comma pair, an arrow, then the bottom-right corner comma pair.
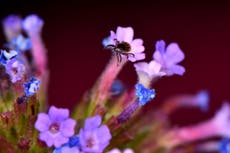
0,14 -> 229,153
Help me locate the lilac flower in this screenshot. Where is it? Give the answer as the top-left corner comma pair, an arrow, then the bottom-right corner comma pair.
22,14 -> 44,35
135,83 -> 155,106
219,138 -> 230,153
23,77 -> 41,96
2,15 -> 22,41
153,40 -> 185,76
0,50 -> 18,64
35,106 -> 76,148
79,115 -> 112,153
105,26 -> 145,62
10,35 -> 32,51
211,102 -> 230,137
5,59 -> 25,83
107,148 -> 134,153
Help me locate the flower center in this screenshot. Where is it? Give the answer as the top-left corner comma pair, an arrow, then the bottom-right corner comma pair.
117,42 -> 131,52
86,136 -> 96,148
49,122 -> 60,134
11,67 -> 18,75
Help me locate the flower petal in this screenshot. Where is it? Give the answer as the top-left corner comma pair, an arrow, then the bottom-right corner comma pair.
165,43 -> 185,64
96,125 -> 111,144
62,146 -> 80,153
39,131 -> 54,147
116,27 -> 134,43
35,113 -> 50,132
128,53 -> 145,62
54,134 -> 69,148
84,115 -> 101,130
131,39 -> 145,53
60,119 -> 76,137
169,64 -> 185,76
48,106 -> 69,122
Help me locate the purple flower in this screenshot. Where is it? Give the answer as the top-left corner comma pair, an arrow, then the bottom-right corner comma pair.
22,14 -> 44,35
0,50 -> 18,65
105,26 -> 145,62
2,15 -> 22,40
35,106 -> 76,148
5,59 -> 25,83
79,115 -> 112,153
153,40 -> 185,76
24,77 -> 41,96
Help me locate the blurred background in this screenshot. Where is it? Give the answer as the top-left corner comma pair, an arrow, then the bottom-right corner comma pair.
0,0 -> 230,126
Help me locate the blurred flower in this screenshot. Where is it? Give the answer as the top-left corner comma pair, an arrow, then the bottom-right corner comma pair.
10,35 -> 32,51
195,90 -> 210,112
5,59 -> 25,83
22,14 -> 44,35
107,148 -> 134,153
105,26 -> 145,62
79,115 -> 111,153
23,77 -> 41,96
2,15 -> 22,41
219,138 -> 230,153
110,80 -> 125,96
135,83 -> 155,106
153,40 -> 185,76
35,106 -> 76,147
211,102 -> 230,137
0,50 -> 18,64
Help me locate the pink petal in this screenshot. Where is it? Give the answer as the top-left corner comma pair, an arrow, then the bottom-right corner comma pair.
134,62 -> 149,72
128,53 -> 145,62
116,27 -> 134,43
131,39 -> 145,53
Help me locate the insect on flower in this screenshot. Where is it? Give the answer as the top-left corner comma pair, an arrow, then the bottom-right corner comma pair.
105,39 -> 135,63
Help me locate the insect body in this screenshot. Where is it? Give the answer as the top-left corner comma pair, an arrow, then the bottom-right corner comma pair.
105,39 -> 135,63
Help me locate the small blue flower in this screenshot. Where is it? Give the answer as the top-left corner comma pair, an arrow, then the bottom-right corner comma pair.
24,77 -> 41,96
135,83 -> 155,106
0,50 -> 18,65
219,138 -> 230,153
68,136 -> 80,147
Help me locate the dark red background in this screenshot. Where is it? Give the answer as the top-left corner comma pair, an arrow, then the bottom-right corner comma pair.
0,1 -> 230,125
